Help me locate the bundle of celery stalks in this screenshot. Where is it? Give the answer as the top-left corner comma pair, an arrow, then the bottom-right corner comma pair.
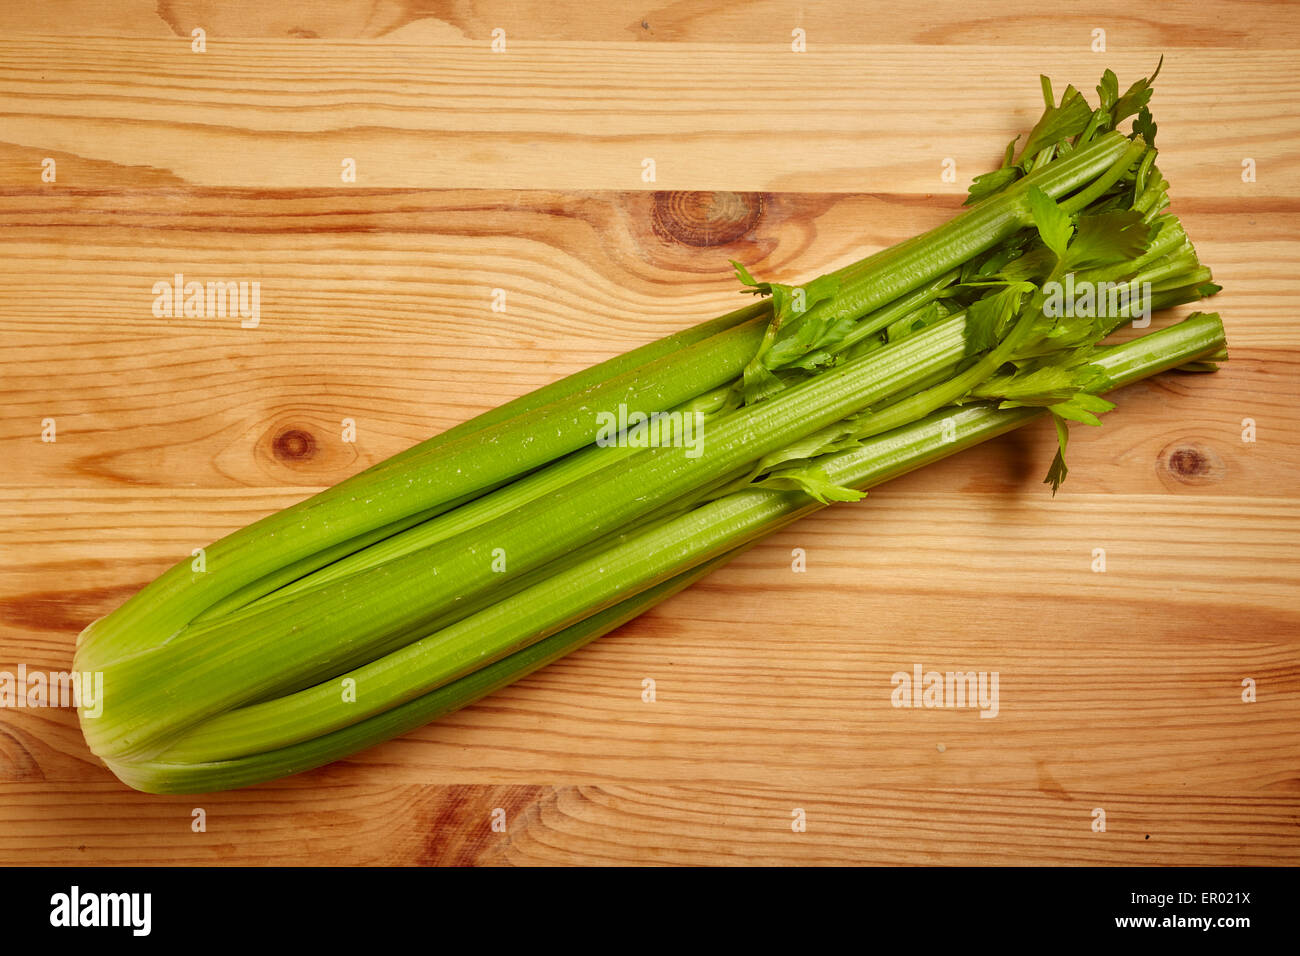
75,64 -> 1227,793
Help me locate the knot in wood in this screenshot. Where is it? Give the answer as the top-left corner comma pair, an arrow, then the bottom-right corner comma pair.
651,191 -> 765,247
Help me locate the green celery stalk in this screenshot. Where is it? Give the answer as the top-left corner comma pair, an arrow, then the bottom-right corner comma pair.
123,313 -> 1227,791
73,63 -> 1215,796
86,313 -> 976,760
102,548 -> 743,794
83,162 -> 1209,763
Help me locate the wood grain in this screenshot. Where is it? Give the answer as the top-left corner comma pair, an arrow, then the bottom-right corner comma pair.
4,0 -> 1300,47
0,0 -> 1297,866
2,780 -> 1295,866
0,38 -> 1296,192
1,190 -> 1293,492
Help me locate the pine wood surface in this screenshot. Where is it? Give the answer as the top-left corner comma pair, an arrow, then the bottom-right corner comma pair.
0,0 -> 1296,866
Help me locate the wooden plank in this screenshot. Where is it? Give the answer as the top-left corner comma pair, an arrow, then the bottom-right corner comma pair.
0,780 -> 1294,866
3,494 -> 1296,800
2,0 -> 1299,48
0,40 -> 1295,192
2,0 -> 1299,49
0,189 -> 1291,492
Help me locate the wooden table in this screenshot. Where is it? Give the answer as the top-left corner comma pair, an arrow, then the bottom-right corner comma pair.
1,1 -> 1296,866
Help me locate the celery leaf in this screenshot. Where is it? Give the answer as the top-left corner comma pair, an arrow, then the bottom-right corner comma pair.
1018,90 -> 1092,162
756,465 -> 866,504
1064,209 -> 1152,269
963,282 -> 1034,356
1132,106 -> 1158,147
1026,186 -> 1073,261
1112,56 -> 1163,125
1043,412 -> 1070,495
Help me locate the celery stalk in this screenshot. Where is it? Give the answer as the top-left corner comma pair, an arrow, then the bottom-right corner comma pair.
122,314 -> 1227,792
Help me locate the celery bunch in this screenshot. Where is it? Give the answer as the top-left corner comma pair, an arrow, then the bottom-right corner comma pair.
74,65 -> 1227,793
